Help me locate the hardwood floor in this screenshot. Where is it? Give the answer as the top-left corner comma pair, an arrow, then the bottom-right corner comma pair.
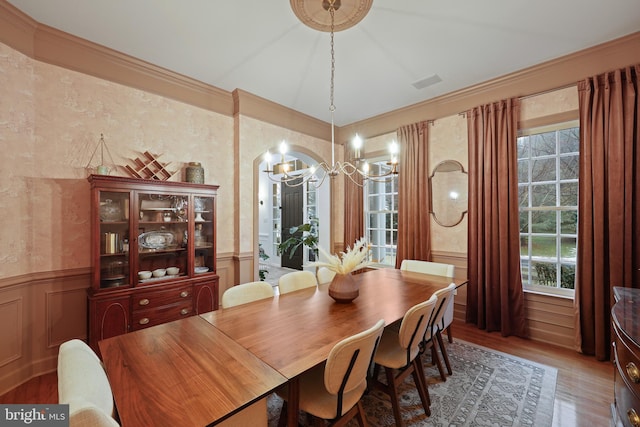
0,321 -> 614,426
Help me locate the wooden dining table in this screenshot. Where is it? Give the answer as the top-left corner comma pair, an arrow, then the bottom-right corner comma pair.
100,268 -> 463,427
200,267 -> 462,426
99,315 -> 287,426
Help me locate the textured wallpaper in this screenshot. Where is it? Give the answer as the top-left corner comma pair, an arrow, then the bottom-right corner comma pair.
0,41 -> 234,278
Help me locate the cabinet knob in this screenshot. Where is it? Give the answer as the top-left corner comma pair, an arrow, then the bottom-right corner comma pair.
139,318 -> 150,325
627,362 -> 640,383
180,291 -> 189,298
180,308 -> 190,315
628,408 -> 640,427
139,298 -> 150,306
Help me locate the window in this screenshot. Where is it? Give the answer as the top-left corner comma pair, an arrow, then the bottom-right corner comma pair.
364,159 -> 398,266
517,121 -> 579,296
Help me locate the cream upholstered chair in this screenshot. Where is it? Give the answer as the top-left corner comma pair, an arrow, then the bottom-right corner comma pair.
400,260 -> 456,343
371,294 -> 437,427
316,266 -> 336,285
278,319 -> 385,426
57,339 -> 120,427
221,281 -> 274,308
278,270 -> 318,295
423,283 -> 457,381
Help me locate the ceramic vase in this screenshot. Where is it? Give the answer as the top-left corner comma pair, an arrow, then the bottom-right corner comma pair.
328,273 -> 359,303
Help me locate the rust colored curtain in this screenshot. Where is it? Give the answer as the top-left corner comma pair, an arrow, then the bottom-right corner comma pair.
466,99 -> 527,337
343,144 -> 364,250
576,64 -> 640,361
395,121 -> 431,268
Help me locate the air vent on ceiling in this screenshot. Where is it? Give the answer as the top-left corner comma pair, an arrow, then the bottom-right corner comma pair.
411,74 -> 442,90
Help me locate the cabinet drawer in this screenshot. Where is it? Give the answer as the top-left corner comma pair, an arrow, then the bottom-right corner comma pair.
615,327 -> 640,400
131,301 -> 193,330
133,285 -> 192,310
616,361 -> 640,427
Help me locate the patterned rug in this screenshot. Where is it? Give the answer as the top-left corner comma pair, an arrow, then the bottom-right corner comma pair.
267,339 -> 557,426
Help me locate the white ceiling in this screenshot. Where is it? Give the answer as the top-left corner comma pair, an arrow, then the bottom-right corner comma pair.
7,0 -> 640,126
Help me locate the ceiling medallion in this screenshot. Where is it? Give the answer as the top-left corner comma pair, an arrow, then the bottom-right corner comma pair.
290,0 -> 373,32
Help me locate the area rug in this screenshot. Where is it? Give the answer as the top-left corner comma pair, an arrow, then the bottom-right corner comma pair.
267,339 -> 557,426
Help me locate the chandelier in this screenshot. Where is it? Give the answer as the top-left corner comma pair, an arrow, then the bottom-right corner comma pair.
263,0 -> 399,188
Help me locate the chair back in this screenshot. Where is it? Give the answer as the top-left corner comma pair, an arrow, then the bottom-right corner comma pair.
221,281 -> 274,308
316,267 -> 336,285
278,270 -> 318,294
58,339 -> 120,427
400,259 -> 454,278
426,283 -> 457,338
398,294 -> 438,365
324,319 -> 385,396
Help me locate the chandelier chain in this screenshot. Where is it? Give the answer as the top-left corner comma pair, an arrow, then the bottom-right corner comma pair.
263,0 -> 398,188
329,5 -> 336,113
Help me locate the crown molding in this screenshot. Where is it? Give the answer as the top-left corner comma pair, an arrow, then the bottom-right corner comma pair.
232,89 -> 331,141
338,31 -> 640,140
0,0 -> 37,55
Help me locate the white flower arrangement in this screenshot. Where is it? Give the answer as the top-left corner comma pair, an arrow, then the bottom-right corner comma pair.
307,237 -> 371,275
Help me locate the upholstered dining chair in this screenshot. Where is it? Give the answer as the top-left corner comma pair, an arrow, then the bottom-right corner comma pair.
277,319 -> 385,427
278,270 -> 318,295
423,283 -> 457,381
221,281 -> 275,308
58,339 -> 120,427
316,266 -> 336,285
371,294 -> 438,427
400,260 -> 456,343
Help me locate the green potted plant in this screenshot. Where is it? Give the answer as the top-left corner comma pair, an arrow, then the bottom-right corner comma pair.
258,243 -> 270,281
278,217 -> 319,262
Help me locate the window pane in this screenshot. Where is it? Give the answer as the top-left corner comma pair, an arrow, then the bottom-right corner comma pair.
519,212 -> 529,233
560,155 -> 579,180
531,184 -> 556,207
517,136 -> 529,159
520,235 -> 529,255
368,195 -> 381,211
531,158 -> 556,182
560,237 -> 577,260
560,264 -> 576,289
559,128 -> 580,154
531,236 -> 557,258
531,211 -> 556,233
518,160 -> 529,183
561,210 -> 577,234
560,182 -> 578,206
518,186 -> 529,207
533,262 -> 556,287
384,194 -> 394,210
520,259 -> 531,284
530,133 -> 556,157
368,213 -> 379,228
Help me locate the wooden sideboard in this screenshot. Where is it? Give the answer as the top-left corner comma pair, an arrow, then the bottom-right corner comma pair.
612,287 -> 640,427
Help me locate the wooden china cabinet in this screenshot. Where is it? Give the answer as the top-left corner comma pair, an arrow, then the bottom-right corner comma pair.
87,175 -> 219,354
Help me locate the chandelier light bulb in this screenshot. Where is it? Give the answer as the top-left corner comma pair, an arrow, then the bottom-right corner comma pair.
362,161 -> 370,174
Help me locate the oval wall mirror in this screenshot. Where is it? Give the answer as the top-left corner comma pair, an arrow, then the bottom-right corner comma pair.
429,160 -> 468,227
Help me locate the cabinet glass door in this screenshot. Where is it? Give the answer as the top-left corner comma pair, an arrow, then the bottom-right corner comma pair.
99,191 -> 131,289
137,193 -> 189,284
193,195 -> 215,275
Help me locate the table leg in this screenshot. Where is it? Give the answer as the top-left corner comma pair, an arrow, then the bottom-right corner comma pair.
287,377 -> 300,427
